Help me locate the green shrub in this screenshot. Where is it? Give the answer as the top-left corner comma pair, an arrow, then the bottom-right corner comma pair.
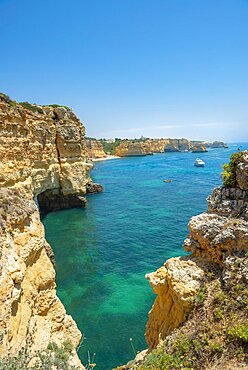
0,92 -> 17,106
222,151 -> 244,187
194,287 -> 206,305
99,138 -> 122,155
227,324 -> 248,344
19,101 -> 43,114
210,341 -> 224,355
138,348 -> 192,370
0,342 -> 79,370
213,308 -> 224,322
47,104 -> 70,109
62,339 -> 74,353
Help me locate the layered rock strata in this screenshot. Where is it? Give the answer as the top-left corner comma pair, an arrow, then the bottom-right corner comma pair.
115,141 -> 147,156
145,257 -> 204,348
83,138 -> 225,158
0,94 -> 102,211
191,144 -> 208,153
0,94 -> 103,367
0,188 -> 83,368
115,138 -> 210,156
85,138 -> 107,159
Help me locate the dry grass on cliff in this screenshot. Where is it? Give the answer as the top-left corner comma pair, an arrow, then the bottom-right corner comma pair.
124,253 -> 248,370
0,341 -> 80,370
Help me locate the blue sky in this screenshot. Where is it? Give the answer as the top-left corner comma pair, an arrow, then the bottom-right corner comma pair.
0,0 -> 247,141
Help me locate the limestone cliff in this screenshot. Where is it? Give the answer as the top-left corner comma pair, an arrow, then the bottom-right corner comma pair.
0,94 -> 102,211
84,138 -> 225,158
145,257 -> 204,349
114,139 -> 191,156
115,141 -> 147,157
191,144 -> 208,153
0,93 -> 102,368
119,150 -> 248,370
206,141 -> 228,148
85,138 -> 107,159
114,138 -> 208,156
163,138 -> 191,152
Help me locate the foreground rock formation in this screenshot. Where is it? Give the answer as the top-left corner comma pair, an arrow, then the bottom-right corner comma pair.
0,93 -> 103,368
118,150 -> 248,370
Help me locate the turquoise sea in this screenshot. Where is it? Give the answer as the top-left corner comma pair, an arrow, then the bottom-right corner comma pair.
43,144 -> 247,370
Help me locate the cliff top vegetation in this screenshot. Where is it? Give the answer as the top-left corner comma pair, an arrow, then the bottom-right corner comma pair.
222,150 -> 244,187
0,92 -> 70,113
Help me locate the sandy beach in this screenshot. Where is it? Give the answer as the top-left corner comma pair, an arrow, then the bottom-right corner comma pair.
92,155 -> 120,162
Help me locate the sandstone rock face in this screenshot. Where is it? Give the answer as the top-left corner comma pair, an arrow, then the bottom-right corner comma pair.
206,141 -> 228,148
191,144 -> 208,153
115,138 -> 192,156
84,138 -> 226,158
114,138 -> 209,156
145,150 -> 248,350
184,213 -> 248,265
163,138 -> 191,152
0,95 -> 96,210
145,257 -> 204,348
85,138 -> 107,159
208,186 -> 248,219
0,94 -> 98,368
0,189 -> 84,368
115,141 -> 147,156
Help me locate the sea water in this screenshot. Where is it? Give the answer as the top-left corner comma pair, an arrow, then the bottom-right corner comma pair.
43,144 -> 247,370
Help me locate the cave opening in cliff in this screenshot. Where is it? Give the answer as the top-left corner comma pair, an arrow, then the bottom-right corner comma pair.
37,189 -> 87,215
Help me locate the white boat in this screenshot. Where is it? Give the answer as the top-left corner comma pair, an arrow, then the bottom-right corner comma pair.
194,158 -> 205,167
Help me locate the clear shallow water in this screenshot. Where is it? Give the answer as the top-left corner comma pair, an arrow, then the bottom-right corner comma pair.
43,144 -> 247,370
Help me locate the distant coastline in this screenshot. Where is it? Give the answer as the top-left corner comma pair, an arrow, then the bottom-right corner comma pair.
85,137 -> 228,160
92,155 -> 120,162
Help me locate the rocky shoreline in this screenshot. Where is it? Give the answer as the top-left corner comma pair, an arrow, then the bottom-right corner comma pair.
117,150 -> 248,370
85,138 -> 227,159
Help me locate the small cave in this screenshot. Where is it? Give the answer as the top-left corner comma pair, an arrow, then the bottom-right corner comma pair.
36,188 -> 87,214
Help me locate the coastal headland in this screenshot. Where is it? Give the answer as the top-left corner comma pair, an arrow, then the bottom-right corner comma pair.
85,137 -> 227,160
0,93 -> 103,369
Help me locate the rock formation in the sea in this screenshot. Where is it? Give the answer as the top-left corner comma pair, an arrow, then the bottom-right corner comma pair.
114,138 -> 193,156
85,138 -> 107,159
163,138 -> 191,152
118,150 -> 248,370
0,93 -> 103,368
206,141 -> 228,148
191,143 -> 208,153
141,139 -> 167,154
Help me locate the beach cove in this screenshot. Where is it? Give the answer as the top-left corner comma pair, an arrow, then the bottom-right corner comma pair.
43,144 -> 247,370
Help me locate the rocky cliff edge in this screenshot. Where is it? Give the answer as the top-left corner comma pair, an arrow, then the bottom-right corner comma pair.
0,94 -> 102,368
